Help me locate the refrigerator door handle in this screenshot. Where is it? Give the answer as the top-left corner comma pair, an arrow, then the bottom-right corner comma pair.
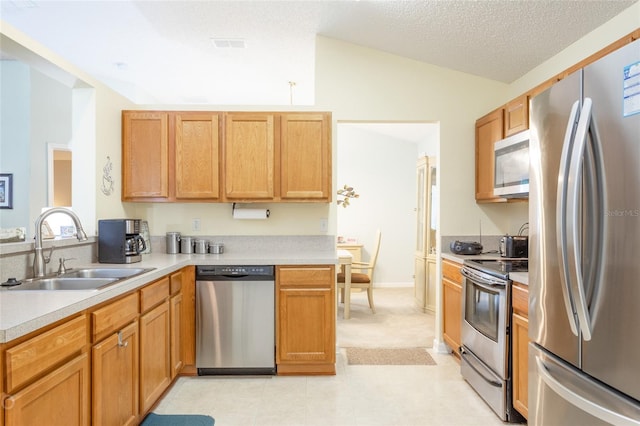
566,97 -> 594,341
535,356 -> 640,426
556,100 -> 581,336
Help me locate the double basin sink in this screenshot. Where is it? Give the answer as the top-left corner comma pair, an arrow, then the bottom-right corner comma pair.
8,267 -> 155,291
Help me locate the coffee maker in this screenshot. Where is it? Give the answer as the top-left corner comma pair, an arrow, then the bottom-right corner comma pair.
98,219 -> 146,263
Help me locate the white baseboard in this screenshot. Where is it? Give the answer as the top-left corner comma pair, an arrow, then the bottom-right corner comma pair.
374,282 -> 413,288
433,338 -> 451,354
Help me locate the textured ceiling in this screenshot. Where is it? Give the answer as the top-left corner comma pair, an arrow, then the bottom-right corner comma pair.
1,0 -> 637,105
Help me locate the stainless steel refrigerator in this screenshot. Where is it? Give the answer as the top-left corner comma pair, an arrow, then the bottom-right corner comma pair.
529,39 -> 640,425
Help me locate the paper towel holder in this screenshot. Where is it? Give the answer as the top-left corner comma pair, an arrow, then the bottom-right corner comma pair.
232,203 -> 270,219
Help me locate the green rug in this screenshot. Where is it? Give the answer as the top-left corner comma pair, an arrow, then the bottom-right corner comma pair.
141,413 -> 215,425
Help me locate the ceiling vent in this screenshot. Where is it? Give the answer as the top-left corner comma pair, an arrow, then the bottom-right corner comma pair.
211,38 -> 246,49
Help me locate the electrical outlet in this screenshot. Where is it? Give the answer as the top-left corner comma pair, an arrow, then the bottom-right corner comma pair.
319,218 -> 328,233
192,218 -> 201,231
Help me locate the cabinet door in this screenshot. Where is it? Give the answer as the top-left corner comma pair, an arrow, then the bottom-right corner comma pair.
224,113 -> 275,200
280,113 -> 331,200
504,95 -> 529,136
5,354 -> 89,426
512,312 -> 529,419
277,287 -> 335,364
414,256 -> 427,309
122,111 -> 169,200
92,321 -> 139,426
475,108 -> 505,202
139,301 -> 171,414
170,293 -> 184,379
442,278 -> 462,353
175,113 -> 220,199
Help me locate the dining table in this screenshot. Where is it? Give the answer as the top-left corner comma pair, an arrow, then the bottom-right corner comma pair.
337,249 -> 353,319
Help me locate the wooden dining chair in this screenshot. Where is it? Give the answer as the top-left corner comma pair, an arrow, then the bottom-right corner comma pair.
337,229 -> 382,314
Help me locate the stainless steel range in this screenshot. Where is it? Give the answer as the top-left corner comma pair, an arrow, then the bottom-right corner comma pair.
460,258 -> 527,423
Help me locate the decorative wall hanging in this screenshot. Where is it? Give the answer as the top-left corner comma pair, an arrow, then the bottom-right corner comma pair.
337,184 -> 359,208
101,156 -> 114,196
0,173 -> 13,209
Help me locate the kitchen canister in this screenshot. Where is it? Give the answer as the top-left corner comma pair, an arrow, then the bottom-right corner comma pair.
180,236 -> 194,254
166,232 -> 181,254
194,239 -> 209,254
209,242 -> 224,254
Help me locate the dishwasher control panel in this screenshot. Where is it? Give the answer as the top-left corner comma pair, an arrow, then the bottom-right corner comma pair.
196,265 -> 274,277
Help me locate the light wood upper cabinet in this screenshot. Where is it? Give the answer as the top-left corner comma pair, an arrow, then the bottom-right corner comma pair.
280,113 -> 331,201
122,111 -> 169,200
504,95 -> 529,136
475,108 -> 506,203
175,113 -> 221,200
223,112 -> 276,201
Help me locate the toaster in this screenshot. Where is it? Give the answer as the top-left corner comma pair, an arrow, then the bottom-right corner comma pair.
499,235 -> 528,258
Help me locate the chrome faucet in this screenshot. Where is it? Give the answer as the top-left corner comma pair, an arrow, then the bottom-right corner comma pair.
34,207 -> 88,278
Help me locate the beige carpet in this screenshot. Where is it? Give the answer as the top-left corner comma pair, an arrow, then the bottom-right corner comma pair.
345,347 -> 437,365
337,287 -> 436,348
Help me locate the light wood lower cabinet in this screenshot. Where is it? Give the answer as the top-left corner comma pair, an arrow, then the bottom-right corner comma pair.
276,265 -> 335,375
139,277 -> 171,414
92,321 -> 139,426
140,301 -> 171,413
511,281 -> 529,419
4,353 -> 90,426
442,258 -> 463,355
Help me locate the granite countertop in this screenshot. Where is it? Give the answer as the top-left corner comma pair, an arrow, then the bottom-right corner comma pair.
0,249 -> 338,344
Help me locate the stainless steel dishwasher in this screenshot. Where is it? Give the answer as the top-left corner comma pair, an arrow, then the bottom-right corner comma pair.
196,265 -> 275,375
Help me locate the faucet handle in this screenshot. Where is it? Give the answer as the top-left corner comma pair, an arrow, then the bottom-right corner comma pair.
57,257 -> 75,275
43,246 -> 56,264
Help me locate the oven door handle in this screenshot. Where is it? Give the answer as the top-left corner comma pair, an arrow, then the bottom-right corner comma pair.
461,267 -> 506,288
460,347 -> 502,388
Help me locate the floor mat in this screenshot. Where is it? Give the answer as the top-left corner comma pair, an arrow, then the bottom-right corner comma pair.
345,347 -> 437,365
140,413 -> 215,426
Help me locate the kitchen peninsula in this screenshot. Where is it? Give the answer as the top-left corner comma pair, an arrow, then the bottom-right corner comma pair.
0,239 -> 338,425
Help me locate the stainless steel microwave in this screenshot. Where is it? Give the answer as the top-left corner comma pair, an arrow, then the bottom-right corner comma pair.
494,130 -> 530,198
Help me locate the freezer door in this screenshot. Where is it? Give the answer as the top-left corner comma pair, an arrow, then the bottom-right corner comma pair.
529,344 -> 640,426
581,39 -> 640,402
529,71 -> 581,367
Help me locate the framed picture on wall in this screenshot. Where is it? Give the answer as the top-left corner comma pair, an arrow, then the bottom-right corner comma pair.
0,174 -> 13,209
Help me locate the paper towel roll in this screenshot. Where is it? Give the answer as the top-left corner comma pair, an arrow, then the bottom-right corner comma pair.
232,208 -> 270,219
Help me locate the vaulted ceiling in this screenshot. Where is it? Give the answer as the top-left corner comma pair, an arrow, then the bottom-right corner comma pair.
1,0 -> 636,105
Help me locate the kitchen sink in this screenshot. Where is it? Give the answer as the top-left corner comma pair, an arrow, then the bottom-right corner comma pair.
7,267 -> 155,291
13,277 -> 119,291
61,267 -> 151,279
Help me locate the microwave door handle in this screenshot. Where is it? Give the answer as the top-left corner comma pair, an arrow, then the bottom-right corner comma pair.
556,100 -> 581,337
567,98 -> 597,341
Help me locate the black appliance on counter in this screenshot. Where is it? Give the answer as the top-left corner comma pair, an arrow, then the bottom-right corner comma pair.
98,219 -> 146,264
499,235 -> 528,258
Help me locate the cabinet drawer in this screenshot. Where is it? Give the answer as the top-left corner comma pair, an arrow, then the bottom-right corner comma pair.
170,270 -> 182,295
5,315 -> 87,393
512,282 -> 529,317
141,276 -> 170,312
92,292 -> 139,343
277,266 -> 334,288
442,260 -> 463,284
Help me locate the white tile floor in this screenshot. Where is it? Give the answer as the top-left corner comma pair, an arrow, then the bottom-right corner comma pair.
154,288 -> 508,425
154,349 -> 506,425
